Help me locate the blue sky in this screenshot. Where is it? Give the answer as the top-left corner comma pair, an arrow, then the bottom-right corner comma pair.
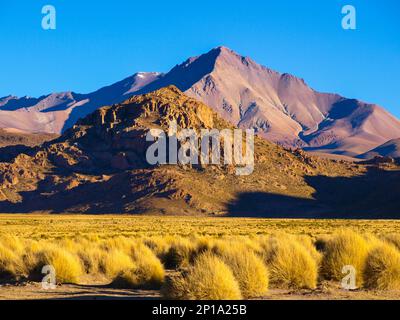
0,0 -> 399,117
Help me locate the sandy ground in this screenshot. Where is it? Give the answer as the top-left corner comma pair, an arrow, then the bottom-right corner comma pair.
1,281 -> 399,300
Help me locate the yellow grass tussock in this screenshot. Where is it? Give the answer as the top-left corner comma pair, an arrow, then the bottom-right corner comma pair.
77,244 -> 105,274
99,249 -> 135,279
161,237 -> 198,269
382,234 -> 400,251
260,235 -> 318,289
113,242 -> 165,289
0,221 -> 400,298
320,229 -> 370,287
0,243 -> 25,279
34,246 -> 83,284
363,242 -> 400,290
162,252 -> 242,300
213,242 -> 269,298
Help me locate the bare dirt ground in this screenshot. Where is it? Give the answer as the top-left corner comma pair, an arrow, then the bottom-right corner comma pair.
1,281 -> 399,300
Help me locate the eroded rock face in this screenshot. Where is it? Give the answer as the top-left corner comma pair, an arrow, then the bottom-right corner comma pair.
0,86 -> 234,209
58,86 -> 224,171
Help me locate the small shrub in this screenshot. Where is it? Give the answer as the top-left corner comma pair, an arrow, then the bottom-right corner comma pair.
99,249 -> 135,278
162,252 -> 242,300
21,240 -> 43,276
143,237 -> 171,258
113,243 -> 165,289
320,230 -> 369,287
363,243 -> 400,290
34,246 -> 83,284
294,235 -> 321,264
213,243 -> 269,298
0,243 -> 24,279
161,238 -> 197,269
261,235 -> 318,289
77,245 -> 105,274
315,237 -> 328,252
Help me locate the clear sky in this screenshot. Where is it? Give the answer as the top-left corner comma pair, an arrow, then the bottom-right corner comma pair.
0,0 -> 399,117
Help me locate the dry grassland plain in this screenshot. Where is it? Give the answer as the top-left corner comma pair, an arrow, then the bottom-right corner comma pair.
1,214 -> 400,300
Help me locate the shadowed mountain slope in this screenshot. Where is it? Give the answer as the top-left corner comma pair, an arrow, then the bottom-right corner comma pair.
358,138 -> 400,159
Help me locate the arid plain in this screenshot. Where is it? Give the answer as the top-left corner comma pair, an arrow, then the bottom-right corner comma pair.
1,215 -> 400,300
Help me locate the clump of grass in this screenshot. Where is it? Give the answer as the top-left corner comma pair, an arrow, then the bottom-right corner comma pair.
382,234 -> 400,251
144,236 -> 171,258
213,242 -> 269,298
0,243 -> 24,279
0,235 -> 25,255
161,238 -> 198,269
99,249 -> 135,278
260,235 -> 318,289
192,236 -> 215,254
100,237 -> 134,254
294,235 -> 321,264
34,246 -> 83,284
76,244 -> 105,274
363,243 -> 400,290
4,228 -> 400,296
113,243 -> 165,289
21,240 -> 43,277
162,252 -> 242,300
363,233 -> 383,248
320,230 -> 370,287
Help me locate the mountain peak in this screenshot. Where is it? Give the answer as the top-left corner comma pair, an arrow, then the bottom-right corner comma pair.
212,46 -> 250,61
213,45 -> 236,54
1,46 -> 399,158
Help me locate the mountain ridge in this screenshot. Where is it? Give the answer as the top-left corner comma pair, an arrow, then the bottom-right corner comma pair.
1,46 -> 399,157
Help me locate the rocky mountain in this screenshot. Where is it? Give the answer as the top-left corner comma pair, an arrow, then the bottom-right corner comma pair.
0,86 -> 399,217
1,47 -> 399,157
138,47 -> 400,157
358,138 -> 400,159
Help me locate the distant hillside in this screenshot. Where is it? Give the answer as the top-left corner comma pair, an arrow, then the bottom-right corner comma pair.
0,72 -> 161,133
358,138 -> 400,159
0,86 -> 399,217
0,128 -> 57,147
